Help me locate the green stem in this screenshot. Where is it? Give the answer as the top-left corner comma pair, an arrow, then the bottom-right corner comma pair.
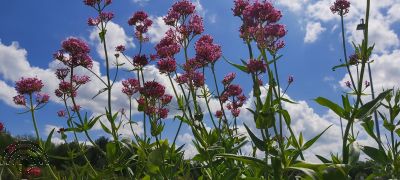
340,15 -> 357,91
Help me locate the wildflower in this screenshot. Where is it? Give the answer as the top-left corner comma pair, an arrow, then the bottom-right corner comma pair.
128,11 -> 149,26
233,0 -> 250,16
133,54 -> 149,67
57,128 -> 66,133
83,0 -> 97,7
23,167 -> 41,177
13,95 -> 26,106
157,57 -> 177,74
72,75 -> 91,85
0,122 -> 4,132
232,108 -> 241,117
345,81 -> 351,88
122,78 -> 140,97
5,143 -> 16,154
160,94 -> 173,105
115,45 -> 126,52
71,105 -> 81,112
192,72 -> 205,87
189,15 -> 204,35
215,110 -> 223,118
99,12 -> 114,22
158,108 -> 169,119
57,110 -> 66,117
222,73 -> 236,86
88,17 -> 100,26
56,38 -> 93,69
246,59 -> 266,74
57,81 -> 75,97
55,68 -> 70,80
171,0 -> 195,16
128,11 -> 153,35
140,81 -> 166,98
15,77 -> 44,95
62,38 -> 90,55
365,81 -> 370,88
349,54 -> 358,65
155,29 -> 180,58
330,0 -> 350,15
288,75 -> 294,84
225,84 -> 243,97
195,35 -> 222,65
35,93 -> 50,104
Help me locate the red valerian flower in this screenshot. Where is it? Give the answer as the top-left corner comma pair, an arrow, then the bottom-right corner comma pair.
140,81 -> 166,98
288,75 -> 294,84
15,77 -> 44,95
35,93 -> 50,104
56,81 -> 75,97
189,14 -> 204,35
71,105 -> 81,112
115,45 -> 126,52
158,108 -> 169,119
171,0 -> 195,16
195,35 -> 222,65
155,29 -> 180,58
160,94 -> 173,105
0,122 -> 4,132
345,81 -> 351,88
221,84 -> 246,117
55,68 -> 70,80
222,73 -> 236,86
57,110 -> 66,117
24,166 -> 41,177
158,57 -> 177,74
13,94 -> 26,106
330,0 -> 350,16
246,59 -> 266,74
55,38 -> 93,69
88,17 -> 100,26
99,12 -> 114,22
128,11 -> 153,35
233,0 -> 250,17
215,110 -> 223,118
133,54 -> 149,67
122,78 -> 140,97
5,143 -> 16,154
84,0 -> 111,7
72,75 -> 91,85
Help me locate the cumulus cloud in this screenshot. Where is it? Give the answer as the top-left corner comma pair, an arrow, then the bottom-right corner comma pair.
304,22 -> 326,43
148,16 -> 170,44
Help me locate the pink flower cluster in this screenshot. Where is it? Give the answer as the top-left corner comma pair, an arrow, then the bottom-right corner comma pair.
122,78 -> 140,97
13,77 -> 49,107
23,166 -> 41,178
83,0 -> 112,8
88,12 -> 115,26
222,73 -> 236,86
233,0 -> 286,51
176,70 -> 205,88
0,122 -> 4,132
128,11 -> 153,39
155,29 -> 181,58
330,0 -> 350,16
220,84 -> 246,117
136,81 -> 172,119
133,54 -> 149,67
163,0 -> 204,39
195,35 -> 222,65
54,38 -> 93,69
157,57 -> 177,74
246,59 -> 266,74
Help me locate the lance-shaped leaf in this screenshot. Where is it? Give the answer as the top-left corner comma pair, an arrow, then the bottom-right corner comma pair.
44,128 -> 55,152
217,153 -> 266,168
355,89 -> 392,121
361,146 -> 388,165
302,125 -> 332,150
244,123 -> 265,151
223,56 -> 248,73
315,97 -> 346,119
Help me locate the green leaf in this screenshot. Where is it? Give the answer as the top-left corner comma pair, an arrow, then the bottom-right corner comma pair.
223,56 -> 248,73
355,89 -> 392,121
244,124 -> 265,151
44,128 -> 55,152
92,88 -> 108,99
362,146 -> 388,164
106,142 -> 117,161
332,63 -> 350,71
217,153 -> 266,168
302,125 -> 332,150
315,97 -> 346,119
315,155 -> 331,163
100,121 -> 112,134
286,167 -> 318,180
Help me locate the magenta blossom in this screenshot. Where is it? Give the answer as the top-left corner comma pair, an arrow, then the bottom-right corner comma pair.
72,75 -> 91,85
88,17 -> 100,26
0,122 -> 4,132
15,77 -> 44,95
122,78 -> 140,97
55,68 -> 70,80
158,57 -> 177,74
288,75 -> 294,84
36,93 -> 50,104
222,73 -> 236,86
99,12 -> 114,22
215,110 -> 223,118
164,0 -> 195,25
140,81 -> 166,98
133,54 -> 149,67
160,94 -> 173,105
71,105 -> 81,112
57,110 -> 66,117
233,0 -> 250,16
115,45 -> 126,52
158,108 -> 169,119
128,11 -> 153,36
195,35 -> 222,65
189,14 -> 204,35
155,29 -> 180,58
330,0 -> 350,15
246,59 -> 266,74
24,166 -> 41,177
13,95 -> 26,106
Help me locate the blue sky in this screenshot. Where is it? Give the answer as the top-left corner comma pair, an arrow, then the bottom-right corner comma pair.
1,0 -> 399,159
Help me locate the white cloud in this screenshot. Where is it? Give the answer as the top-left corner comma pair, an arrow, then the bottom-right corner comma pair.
208,14 -> 217,24
277,0 -> 308,13
304,22 -> 326,43
148,16 -> 170,44
89,21 -> 134,65
44,125 -> 64,145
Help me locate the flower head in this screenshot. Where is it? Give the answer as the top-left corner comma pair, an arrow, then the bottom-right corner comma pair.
72,75 -> 91,85
189,14 -> 204,35
99,12 -> 114,22
88,17 -> 100,26
128,11 -> 153,36
15,77 -> 44,95
246,59 -> 266,74
171,0 -> 195,17
288,75 -> 294,84
13,95 -> 26,106
195,35 -> 222,65
155,29 -> 180,58
122,78 -> 140,97
115,45 -> 126,52
71,105 -> 81,112
365,81 -> 370,88
215,110 -> 223,118
36,93 -> 50,104
140,81 -> 166,98
222,73 -> 236,86
133,54 -> 149,67
57,110 -> 66,117
330,0 -> 350,15
345,81 -> 351,88
158,108 -> 169,119
157,57 -> 177,74
55,68 -> 70,80
160,94 -> 173,105
0,122 -> 4,132
56,38 -> 93,69
233,0 -> 250,16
